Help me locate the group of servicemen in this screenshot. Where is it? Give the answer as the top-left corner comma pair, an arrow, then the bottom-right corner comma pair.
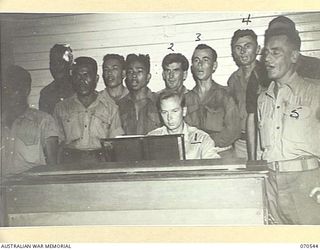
1,15 -> 320,225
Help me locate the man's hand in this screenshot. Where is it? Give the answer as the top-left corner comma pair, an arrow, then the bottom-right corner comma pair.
309,187 -> 320,204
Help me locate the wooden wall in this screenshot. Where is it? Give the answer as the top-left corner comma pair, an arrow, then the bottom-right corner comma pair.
1,12 -> 320,108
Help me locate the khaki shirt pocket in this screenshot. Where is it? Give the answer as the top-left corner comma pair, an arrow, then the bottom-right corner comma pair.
61,115 -> 82,143
283,105 -> 312,143
91,112 -> 112,138
204,107 -> 224,132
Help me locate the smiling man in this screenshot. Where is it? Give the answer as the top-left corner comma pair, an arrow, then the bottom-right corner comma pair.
228,29 -> 261,159
53,57 -> 123,162
258,28 -> 320,224
184,44 -> 241,158
159,53 -> 189,96
148,90 -> 220,160
118,54 -> 161,135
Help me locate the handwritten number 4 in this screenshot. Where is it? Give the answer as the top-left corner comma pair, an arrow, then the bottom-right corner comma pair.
242,14 -> 252,25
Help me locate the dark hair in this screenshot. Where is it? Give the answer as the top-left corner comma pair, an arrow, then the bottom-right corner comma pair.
268,15 -> 296,31
103,54 -> 125,69
157,90 -> 186,110
72,56 -> 98,74
126,54 -> 151,74
265,27 -> 301,50
50,44 -> 72,63
5,65 -> 31,91
162,53 -> 189,71
231,29 -> 258,48
193,44 -> 217,62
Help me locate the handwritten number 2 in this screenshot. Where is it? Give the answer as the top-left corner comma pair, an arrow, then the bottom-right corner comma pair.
168,43 -> 174,51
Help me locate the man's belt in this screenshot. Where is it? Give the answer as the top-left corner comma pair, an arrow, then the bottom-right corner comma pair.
268,157 -> 319,172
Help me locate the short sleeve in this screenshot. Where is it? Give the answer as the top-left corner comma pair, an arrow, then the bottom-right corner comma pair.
200,133 -> 221,159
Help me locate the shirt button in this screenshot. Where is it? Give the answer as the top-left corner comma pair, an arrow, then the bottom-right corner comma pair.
10,152 -> 14,154
84,125 -> 87,128
11,138 -> 15,141
276,126 -> 280,129
277,106 -> 280,109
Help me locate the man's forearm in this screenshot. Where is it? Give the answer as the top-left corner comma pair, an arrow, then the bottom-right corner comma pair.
44,136 -> 59,165
246,113 -> 256,160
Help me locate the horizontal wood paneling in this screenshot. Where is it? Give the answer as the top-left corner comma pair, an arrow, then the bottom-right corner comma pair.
2,11 -> 320,108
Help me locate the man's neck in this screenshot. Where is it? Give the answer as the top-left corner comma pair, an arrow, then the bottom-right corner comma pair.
107,84 -> 125,100
240,61 -> 256,79
275,68 -> 296,88
195,78 -> 214,101
130,87 -> 149,101
77,92 -> 98,108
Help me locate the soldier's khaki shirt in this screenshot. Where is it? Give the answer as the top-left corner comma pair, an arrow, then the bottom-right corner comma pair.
257,72 -> 320,162
2,108 -> 59,175
53,92 -> 124,150
148,122 -> 220,160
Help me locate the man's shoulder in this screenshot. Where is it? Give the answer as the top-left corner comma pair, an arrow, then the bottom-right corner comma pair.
40,81 -> 56,95
24,108 -> 54,124
53,95 -> 77,113
98,90 -> 119,108
147,126 -> 166,135
227,69 -> 241,86
187,125 -> 210,141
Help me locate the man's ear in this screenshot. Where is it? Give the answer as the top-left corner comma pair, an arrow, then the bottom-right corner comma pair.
291,50 -> 300,64
183,70 -> 188,81
256,45 -> 261,55
146,73 -> 152,83
212,61 -> 218,73
182,106 -> 187,117
96,74 -> 100,84
162,71 -> 166,81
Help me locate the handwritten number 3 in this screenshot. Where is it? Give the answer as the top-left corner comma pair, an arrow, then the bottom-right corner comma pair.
195,33 -> 201,41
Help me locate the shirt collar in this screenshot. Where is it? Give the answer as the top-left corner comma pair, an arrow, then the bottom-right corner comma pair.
265,72 -> 300,98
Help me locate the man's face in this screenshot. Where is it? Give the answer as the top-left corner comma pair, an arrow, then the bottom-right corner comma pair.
232,35 -> 258,66
160,96 -> 186,132
102,58 -> 125,88
191,48 -> 216,81
2,83 -> 29,110
50,48 -> 73,80
162,62 -> 187,91
264,35 -> 297,82
72,65 -> 98,96
125,61 -> 150,91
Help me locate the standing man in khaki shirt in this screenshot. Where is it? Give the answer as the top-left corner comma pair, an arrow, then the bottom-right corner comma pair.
185,44 -> 241,158
54,57 -> 124,163
118,54 -> 161,135
2,65 -> 59,175
259,28 -> 320,224
228,29 -> 261,159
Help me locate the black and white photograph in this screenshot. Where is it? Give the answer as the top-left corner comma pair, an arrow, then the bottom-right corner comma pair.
0,11 -> 320,228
